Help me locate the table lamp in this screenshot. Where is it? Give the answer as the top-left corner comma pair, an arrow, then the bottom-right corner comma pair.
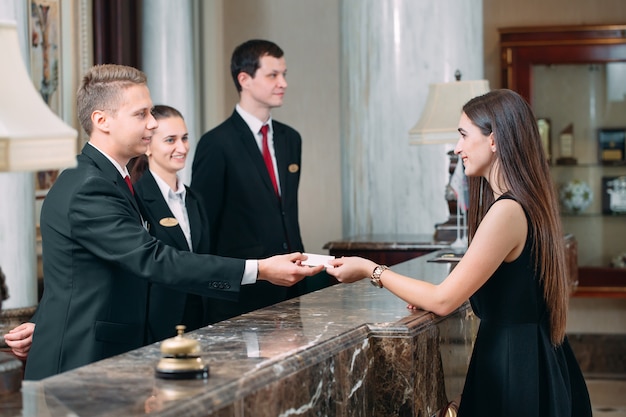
409,72 -> 489,244
1,20 -> 77,171
0,19 -> 77,358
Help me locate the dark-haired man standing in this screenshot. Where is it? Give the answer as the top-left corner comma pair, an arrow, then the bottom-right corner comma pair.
192,40 -> 329,323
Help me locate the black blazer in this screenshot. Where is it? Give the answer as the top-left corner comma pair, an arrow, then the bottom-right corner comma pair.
134,170 -> 213,343
191,110 -> 305,322
25,144 -> 244,380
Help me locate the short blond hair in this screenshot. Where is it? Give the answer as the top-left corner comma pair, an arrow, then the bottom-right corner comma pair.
77,64 -> 147,135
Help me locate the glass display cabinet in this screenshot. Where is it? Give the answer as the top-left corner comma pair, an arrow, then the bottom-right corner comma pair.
499,24 -> 626,296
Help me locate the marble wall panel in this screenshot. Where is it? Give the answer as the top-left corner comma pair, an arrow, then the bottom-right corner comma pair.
339,0 -> 484,238
0,173 -> 37,311
142,0 -> 197,185
369,327 -> 446,417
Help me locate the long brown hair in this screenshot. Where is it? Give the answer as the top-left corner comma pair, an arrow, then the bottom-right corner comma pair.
463,89 -> 568,346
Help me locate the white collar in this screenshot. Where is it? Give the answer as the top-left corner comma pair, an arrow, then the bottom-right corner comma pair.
149,169 -> 186,202
87,142 -> 130,178
236,104 -> 273,135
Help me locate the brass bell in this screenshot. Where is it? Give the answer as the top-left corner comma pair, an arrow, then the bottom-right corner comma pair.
155,325 -> 209,380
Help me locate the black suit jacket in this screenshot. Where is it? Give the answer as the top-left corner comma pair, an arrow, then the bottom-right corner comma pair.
191,110 -> 305,322
25,144 -> 244,380
134,170 -> 213,343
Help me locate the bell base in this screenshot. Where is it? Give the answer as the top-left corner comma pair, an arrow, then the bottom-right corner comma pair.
155,365 -> 210,380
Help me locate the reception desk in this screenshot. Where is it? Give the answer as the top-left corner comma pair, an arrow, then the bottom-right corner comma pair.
2,253 -> 477,417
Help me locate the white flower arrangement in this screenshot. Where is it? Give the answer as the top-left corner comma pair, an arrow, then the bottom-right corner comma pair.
559,180 -> 593,214
611,252 -> 626,268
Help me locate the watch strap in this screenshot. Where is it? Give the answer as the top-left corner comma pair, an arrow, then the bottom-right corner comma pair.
370,265 -> 388,288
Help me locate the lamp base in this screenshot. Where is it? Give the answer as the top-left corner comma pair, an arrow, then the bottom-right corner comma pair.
434,217 -> 467,243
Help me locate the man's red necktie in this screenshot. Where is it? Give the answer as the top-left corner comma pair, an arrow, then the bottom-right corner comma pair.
260,125 -> 279,195
124,175 -> 134,196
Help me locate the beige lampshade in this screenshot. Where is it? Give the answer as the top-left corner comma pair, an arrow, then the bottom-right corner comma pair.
0,21 -> 77,172
409,79 -> 490,145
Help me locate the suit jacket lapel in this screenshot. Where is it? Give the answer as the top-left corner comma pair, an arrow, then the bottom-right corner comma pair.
81,144 -> 143,217
231,111 -> 279,196
138,171 -> 190,251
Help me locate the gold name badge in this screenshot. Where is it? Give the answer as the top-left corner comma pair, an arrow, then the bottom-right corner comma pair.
288,163 -> 299,173
159,217 -> 179,227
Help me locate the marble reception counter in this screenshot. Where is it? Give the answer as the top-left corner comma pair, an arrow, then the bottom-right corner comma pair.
7,253 -> 478,417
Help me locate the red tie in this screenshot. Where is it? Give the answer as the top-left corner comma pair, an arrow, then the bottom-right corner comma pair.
124,175 -> 134,196
260,125 -> 279,195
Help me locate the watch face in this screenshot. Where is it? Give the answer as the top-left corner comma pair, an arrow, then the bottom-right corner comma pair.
370,265 -> 386,288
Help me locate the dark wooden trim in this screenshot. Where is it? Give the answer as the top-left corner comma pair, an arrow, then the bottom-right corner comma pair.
92,0 -> 141,68
572,266 -> 626,298
500,24 -> 626,102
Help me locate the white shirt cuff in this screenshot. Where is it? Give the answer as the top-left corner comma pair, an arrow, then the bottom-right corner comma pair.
242,259 -> 258,285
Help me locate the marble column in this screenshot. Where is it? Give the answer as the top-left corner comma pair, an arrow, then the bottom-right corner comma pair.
0,174 -> 37,311
141,0 -> 198,185
340,0 -> 484,237
0,1 -> 38,313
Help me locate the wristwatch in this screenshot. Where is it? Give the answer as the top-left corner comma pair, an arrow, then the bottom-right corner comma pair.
370,265 -> 388,288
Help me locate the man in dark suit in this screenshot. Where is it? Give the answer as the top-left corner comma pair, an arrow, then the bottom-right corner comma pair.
14,64 -> 322,381
191,40 -> 330,323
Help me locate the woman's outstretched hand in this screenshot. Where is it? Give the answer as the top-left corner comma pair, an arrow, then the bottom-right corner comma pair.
326,256 -> 378,284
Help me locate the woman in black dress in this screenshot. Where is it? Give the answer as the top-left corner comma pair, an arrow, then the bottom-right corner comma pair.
327,89 -> 592,417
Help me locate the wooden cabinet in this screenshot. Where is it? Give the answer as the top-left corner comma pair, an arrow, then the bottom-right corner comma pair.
500,25 -> 626,103
499,25 -> 626,296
